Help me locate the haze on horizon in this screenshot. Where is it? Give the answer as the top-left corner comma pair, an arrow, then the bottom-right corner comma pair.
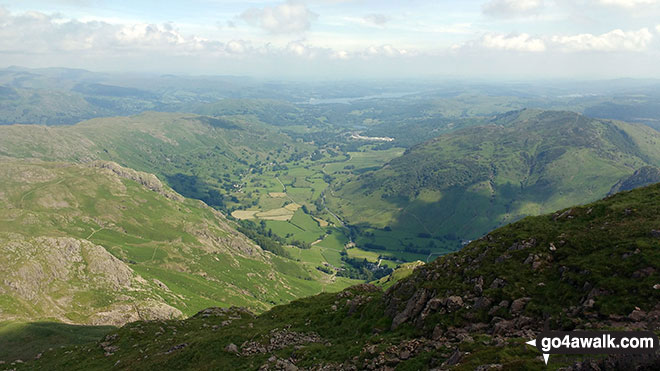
2,0 -> 660,80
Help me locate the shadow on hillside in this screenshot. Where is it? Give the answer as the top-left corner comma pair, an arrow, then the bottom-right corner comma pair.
0,321 -> 114,362
165,173 -> 225,209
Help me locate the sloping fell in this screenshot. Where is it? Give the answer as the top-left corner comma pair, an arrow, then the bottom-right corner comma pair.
0,111 -> 310,209
22,180 -> 660,370
0,160 -> 348,327
328,109 -> 660,245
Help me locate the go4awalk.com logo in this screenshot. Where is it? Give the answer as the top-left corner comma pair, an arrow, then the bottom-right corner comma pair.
526,331 -> 659,365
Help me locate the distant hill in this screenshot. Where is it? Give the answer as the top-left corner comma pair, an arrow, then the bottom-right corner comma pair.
0,111 -> 309,209
0,160 -> 353,327
21,178 -> 660,370
328,109 -> 660,245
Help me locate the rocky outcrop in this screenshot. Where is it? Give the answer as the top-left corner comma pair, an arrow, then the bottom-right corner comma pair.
241,329 -> 323,356
0,235 -> 183,325
609,166 -> 660,195
90,161 -> 184,201
89,301 -> 183,327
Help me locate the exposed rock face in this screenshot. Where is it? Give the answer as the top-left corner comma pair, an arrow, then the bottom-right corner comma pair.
90,161 -> 184,201
89,301 -> 183,327
0,235 -> 183,326
193,306 -> 255,319
389,288 -> 433,330
609,166 -> 660,195
510,297 -> 531,314
1,236 -> 133,299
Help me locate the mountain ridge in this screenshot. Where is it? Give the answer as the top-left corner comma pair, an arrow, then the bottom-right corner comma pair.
328,109 -> 660,245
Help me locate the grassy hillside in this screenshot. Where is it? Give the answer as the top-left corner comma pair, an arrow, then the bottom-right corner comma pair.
328,109 -> 660,249
0,160 -> 356,328
17,180 -> 660,370
0,111 -> 313,209
0,321 -> 114,362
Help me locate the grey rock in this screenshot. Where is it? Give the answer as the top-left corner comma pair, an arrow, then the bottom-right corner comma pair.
225,343 -> 239,354
510,297 -> 531,314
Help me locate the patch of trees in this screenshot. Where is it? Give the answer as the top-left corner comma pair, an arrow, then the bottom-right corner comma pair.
290,240 -> 312,249
336,257 -> 392,281
236,220 -> 291,259
362,243 -> 386,251
316,265 -> 333,274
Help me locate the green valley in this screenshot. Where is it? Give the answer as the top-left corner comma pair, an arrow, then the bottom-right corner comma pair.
328,109 -> 660,252
0,160 -> 358,329
16,175 -> 660,370
3,2 -> 660,368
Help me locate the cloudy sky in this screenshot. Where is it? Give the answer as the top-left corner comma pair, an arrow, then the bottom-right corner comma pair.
2,0 -> 660,79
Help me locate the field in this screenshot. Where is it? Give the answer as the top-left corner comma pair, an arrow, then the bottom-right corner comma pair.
224,145 -> 422,267
0,110 -> 465,265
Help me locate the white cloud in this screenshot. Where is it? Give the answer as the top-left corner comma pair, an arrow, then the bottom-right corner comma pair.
0,7 -> 212,54
241,1 -> 318,34
480,33 -> 546,52
363,44 -> 408,57
115,23 -> 185,46
331,50 -> 349,60
598,0 -> 660,8
286,40 -> 315,57
362,13 -> 389,27
483,0 -> 544,17
225,40 -> 249,54
551,28 -> 653,51
454,27 -> 653,54
0,6 -> 261,58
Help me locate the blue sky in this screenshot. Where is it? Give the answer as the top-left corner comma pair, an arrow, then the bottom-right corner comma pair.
2,1 -> 660,79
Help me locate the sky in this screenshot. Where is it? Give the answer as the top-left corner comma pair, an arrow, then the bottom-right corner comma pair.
2,0 -> 660,79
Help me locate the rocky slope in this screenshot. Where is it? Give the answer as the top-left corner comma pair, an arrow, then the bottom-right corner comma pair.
17,177 -> 660,370
0,160 -> 353,327
609,165 -> 660,194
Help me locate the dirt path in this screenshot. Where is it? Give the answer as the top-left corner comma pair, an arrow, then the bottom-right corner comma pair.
20,178 -> 66,209
85,227 -> 105,240
320,192 -> 345,227
401,208 -> 432,236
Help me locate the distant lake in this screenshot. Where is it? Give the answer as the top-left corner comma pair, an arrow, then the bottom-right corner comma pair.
296,91 -> 419,105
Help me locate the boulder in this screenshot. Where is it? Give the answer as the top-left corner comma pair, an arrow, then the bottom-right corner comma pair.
225,343 -> 239,354
445,296 -> 464,312
490,278 -> 506,289
510,297 -> 531,314
473,297 -> 492,311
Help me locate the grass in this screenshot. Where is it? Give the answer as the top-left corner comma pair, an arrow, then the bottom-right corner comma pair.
0,321 -> 114,362
3,110 -> 660,370
329,109 -> 660,251
21,178 -> 648,369
0,160 -> 358,328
